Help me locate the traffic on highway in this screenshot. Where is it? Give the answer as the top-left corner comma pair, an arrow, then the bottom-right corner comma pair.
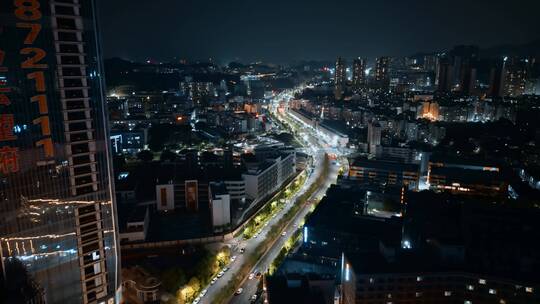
198,88 -> 346,304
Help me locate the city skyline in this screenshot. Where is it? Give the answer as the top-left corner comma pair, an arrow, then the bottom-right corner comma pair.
2,1 -> 540,304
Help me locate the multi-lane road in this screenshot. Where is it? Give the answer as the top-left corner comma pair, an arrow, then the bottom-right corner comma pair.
230,150 -> 338,304
199,149 -> 334,304
199,89 -> 342,304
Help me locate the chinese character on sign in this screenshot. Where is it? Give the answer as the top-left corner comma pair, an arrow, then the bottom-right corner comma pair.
0,94 -> 10,105
0,146 -> 19,174
0,114 -> 16,141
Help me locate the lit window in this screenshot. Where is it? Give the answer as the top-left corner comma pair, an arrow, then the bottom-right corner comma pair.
464,301 -> 472,304
479,279 -> 486,285
500,300 -> 506,304
467,285 -> 474,291
417,276 -> 423,282
445,291 -> 452,296
415,292 -> 422,297
526,287 -> 533,293
489,289 -> 497,295
369,278 -> 374,284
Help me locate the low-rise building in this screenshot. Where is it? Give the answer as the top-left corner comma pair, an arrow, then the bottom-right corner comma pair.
301,184 -> 402,266
340,251 -> 539,304
119,205 -> 150,243
349,157 -> 420,190
243,152 -> 296,201
110,128 -> 147,155
209,182 -> 231,232
156,180 -> 209,212
122,267 -> 161,304
428,161 -> 506,196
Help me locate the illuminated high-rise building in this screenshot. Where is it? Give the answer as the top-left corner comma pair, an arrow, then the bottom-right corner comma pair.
0,1 -> 120,303
374,56 -> 390,90
334,57 -> 346,99
352,57 -> 366,92
504,57 -> 528,97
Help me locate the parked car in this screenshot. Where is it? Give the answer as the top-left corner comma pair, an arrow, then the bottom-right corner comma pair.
235,288 -> 243,295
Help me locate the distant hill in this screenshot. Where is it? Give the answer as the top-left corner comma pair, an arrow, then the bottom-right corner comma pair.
408,39 -> 540,60
481,39 -> 540,58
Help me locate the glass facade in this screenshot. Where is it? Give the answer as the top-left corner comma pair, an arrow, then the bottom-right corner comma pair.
0,0 -> 119,303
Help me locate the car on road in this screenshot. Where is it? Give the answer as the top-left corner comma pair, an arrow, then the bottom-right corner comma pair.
223,267 -> 229,272
211,278 -> 217,285
251,294 -> 258,302
200,289 -> 207,297
240,247 -> 245,254
231,255 -> 237,262
281,231 -> 287,236
235,288 -> 243,295
217,271 -> 224,278
193,298 -> 200,304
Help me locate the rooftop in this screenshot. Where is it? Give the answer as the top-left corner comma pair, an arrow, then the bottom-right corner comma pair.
350,157 -> 419,172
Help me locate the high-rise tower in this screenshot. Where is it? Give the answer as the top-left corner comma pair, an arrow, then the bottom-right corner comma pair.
436,58 -> 454,92
374,57 -> 390,90
352,58 -> 366,92
488,58 -> 506,98
504,57 -> 528,97
0,0 -> 119,303
334,57 -> 346,100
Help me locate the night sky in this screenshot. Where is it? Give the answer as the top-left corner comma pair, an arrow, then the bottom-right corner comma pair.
98,0 -> 540,64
